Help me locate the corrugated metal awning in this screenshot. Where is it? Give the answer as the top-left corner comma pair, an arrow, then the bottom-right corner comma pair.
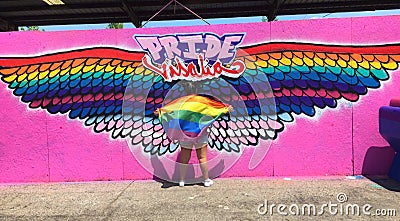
1,0 -> 400,31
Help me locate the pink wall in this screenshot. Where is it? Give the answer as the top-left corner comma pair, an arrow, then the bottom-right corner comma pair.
0,15 -> 399,183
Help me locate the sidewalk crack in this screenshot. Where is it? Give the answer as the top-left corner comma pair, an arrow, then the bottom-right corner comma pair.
102,181 -> 134,220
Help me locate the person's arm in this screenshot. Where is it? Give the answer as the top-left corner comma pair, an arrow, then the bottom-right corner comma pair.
154,108 -> 160,116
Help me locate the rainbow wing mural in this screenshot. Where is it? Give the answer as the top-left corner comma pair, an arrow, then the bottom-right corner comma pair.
1,42 -> 400,155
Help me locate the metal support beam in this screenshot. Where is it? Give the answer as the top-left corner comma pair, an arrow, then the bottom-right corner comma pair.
0,2 -> 121,13
3,0 -> 400,27
13,13 -> 129,26
268,0 -> 282,21
121,0 -> 141,28
0,18 -> 17,32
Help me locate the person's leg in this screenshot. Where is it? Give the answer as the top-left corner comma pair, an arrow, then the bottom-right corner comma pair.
179,145 -> 192,182
195,144 -> 209,180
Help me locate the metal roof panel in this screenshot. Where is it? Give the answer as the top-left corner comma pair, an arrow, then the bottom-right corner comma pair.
1,0 -> 400,30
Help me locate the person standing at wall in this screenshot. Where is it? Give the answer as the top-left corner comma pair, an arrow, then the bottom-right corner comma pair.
155,81 -> 232,187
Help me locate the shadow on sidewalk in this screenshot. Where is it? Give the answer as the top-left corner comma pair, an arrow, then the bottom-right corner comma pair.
363,176 -> 400,192
150,152 -> 225,188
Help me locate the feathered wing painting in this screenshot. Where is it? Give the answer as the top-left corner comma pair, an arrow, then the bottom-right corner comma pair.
1,40 -> 400,157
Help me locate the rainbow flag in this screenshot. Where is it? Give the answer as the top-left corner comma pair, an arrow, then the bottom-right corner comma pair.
156,95 -> 231,142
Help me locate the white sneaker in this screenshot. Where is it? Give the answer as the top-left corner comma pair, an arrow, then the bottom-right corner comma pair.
203,179 -> 213,187
179,180 -> 185,187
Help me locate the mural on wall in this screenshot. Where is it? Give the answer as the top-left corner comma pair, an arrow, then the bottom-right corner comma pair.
1,32 -> 400,159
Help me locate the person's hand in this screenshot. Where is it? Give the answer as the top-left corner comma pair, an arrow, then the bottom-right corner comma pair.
154,109 -> 160,116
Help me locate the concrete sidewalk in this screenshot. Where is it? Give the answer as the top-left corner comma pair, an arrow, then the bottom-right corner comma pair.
0,176 -> 399,221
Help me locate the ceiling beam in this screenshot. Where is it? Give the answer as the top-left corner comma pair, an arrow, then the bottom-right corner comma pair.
11,8 -> 270,26
4,0 -> 400,27
10,5 -> 268,21
279,1 -> 400,15
121,0 -> 141,28
267,0 -> 282,21
0,18 -> 17,32
0,2 -> 122,13
14,18 -> 128,26
128,0 -> 247,5
11,13 -> 129,26
0,1 -> 248,14
280,0 -> 400,13
134,5 -> 269,17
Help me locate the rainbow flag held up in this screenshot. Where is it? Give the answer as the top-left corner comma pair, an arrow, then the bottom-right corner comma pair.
155,94 -> 231,143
